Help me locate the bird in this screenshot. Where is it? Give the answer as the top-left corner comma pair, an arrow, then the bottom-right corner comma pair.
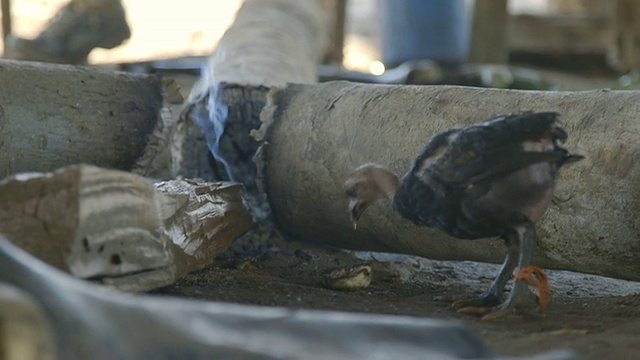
344,111 -> 583,319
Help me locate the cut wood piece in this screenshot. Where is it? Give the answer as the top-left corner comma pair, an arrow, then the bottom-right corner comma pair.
258,81 -> 640,281
132,77 -> 190,180
0,60 -> 162,178
155,179 -> 254,274
0,165 -> 253,291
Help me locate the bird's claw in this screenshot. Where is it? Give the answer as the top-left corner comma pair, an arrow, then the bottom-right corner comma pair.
457,304 -> 524,321
481,306 -> 523,321
434,293 -> 502,309
458,284 -> 538,320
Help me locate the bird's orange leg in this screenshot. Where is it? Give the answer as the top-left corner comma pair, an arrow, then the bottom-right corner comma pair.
515,265 -> 552,311
460,265 -> 552,320
456,223 -> 543,320
435,226 -> 522,309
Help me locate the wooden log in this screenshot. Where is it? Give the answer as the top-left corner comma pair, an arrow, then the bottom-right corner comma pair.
258,81 -> 640,281
0,60 -> 162,178
190,0 -> 326,96
0,165 -> 253,291
178,0 -> 327,182
179,84 -> 270,187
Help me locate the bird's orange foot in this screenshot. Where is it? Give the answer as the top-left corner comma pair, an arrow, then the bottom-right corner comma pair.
515,265 -> 552,311
457,266 -> 551,321
457,301 -> 529,321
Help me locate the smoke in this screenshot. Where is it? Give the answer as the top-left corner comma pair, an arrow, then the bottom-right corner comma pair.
191,49 -> 233,180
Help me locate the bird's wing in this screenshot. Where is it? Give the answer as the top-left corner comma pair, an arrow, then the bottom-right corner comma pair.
422,112 -> 570,188
409,128 -> 461,178
455,149 -> 569,186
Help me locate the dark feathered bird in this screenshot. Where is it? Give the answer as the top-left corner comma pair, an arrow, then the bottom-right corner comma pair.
344,111 -> 583,319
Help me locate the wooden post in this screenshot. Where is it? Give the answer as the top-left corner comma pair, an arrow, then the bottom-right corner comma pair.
323,0 -> 347,64
610,0 -> 640,72
469,0 -> 509,63
1,0 -> 10,47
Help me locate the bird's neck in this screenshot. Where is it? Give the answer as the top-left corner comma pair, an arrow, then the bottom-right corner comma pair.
371,167 -> 400,201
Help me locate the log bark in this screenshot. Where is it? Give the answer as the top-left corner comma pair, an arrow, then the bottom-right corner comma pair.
179,84 -> 270,187
0,165 -> 253,291
0,60 -> 162,177
259,81 -> 640,281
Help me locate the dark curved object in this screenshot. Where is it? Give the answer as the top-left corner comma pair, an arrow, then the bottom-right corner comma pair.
0,235 -> 506,359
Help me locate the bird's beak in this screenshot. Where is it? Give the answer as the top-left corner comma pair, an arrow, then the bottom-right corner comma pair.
349,198 -> 363,230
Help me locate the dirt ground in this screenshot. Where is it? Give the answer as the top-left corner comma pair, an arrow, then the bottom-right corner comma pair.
154,235 -> 640,360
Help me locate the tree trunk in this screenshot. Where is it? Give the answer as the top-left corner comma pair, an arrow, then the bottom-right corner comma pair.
259,81 -> 640,281
0,60 -> 162,178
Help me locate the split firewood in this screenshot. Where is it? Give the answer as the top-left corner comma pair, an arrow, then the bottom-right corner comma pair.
0,164 -> 253,292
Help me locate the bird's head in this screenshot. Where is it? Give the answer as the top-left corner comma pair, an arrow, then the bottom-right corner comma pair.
344,164 -> 399,229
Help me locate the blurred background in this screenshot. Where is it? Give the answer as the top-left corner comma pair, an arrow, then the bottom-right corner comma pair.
1,0 -> 637,89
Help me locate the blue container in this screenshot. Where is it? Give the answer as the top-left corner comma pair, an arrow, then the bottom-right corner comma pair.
377,0 -> 469,66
